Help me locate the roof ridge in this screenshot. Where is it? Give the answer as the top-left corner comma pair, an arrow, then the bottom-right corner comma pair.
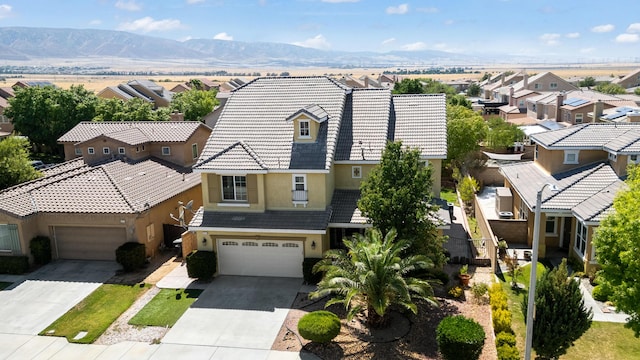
237,140 -> 267,169
573,179 -> 622,221
100,165 -> 138,213
546,124 -> 587,146
546,162 -> 608,202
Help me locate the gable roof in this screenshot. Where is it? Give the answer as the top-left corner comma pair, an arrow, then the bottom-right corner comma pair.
286,104 -> 329,123
531,123 -> 640,150
392,94 -> 447,159
0,158 -> 200,218
58,121 -> 208,145
197,141 -> 267,171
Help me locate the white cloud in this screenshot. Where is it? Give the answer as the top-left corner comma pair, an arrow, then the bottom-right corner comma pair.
580,48 -> 595,54
117,17 -> 183,33
616,33 -> 639,43
180,36 -> 193,42
434,43 -> 447,49
0,4 -> 12,18
444,19 -> 454,25
627,23 -> 640,33
115,0 -> 142,11
401,42 -> 427,51
381,38 -> 396,46
416,7 -> 438,13
386,4 -> 408,15
591,24 -> 614,33
213,32 -> 233,41
322,0 -> 359,2
89,19 -> 102,25
540,33 -> 561,45
186,0 -> 205,3
565,32 -> 580,38
258,0 -> 267,5
293,34 -> 331,50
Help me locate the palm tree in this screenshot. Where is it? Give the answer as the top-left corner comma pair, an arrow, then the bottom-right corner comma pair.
310,228 -> 438,328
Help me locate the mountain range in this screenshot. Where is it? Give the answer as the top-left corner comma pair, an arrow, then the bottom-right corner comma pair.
0,27 -> 487,68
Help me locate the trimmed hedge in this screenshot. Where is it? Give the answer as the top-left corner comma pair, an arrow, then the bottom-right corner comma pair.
495,331 -> 516,348
436,315 -> 485,360
0,255 -> 29,274
298,310 -> 341,343
592,284 -> 612,302
115,242 -> 146,272
186,250 -> 217,280
497,344 -> 520,360
30,236 -> 52,265
303,257 -> 323,284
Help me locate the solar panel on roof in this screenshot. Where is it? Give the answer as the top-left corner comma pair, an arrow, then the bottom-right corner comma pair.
572,99 -> 589,107
604,112 -> 627,120
563,98 -> 580,106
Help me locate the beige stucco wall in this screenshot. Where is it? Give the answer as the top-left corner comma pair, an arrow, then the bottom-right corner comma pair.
293,115 -> 320,143
202,173 -> 266,212
334,164 -> 376,190
526,74 -> 576,92
97,88 -> 127,101
195,230 -> 325,259
265,173 -> 327,210
536,146 -> 607,174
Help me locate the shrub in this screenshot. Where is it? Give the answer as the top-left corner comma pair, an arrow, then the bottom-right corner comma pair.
429,269 -> 450,286
493,308 -> 513,334
567,255 -> 584,273
0,255 -> 29,274
30,236 -> 52,265
115,242 -> 146,272
436,315 -> 485,360
448,285 -> 464,299
497,344 -> 520,360
185,250 -> 217,280
471,282 -> 488,303
592,284 -> 612,302
490,288 -> 509,311
298,310 -> 341,343
495,331 -> 517,348
302,257 -> 323,284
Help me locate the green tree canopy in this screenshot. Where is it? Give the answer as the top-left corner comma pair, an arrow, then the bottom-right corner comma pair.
170,89 -> 218,122
94,98 -> 171,122
466,82 -> 481,97
0,136 -> 41,189
311,228 -> 437,328
358,141 -> 446,266
595,83 -> 626,95
634,87 -> 640,96
5,85 -> 98,154
485,117 -> 525,151
422,79 -> 457,97
522,259 -> 592,359
446,105 -> 488,168
392,78 -> 425,94
578,76 -> 596,87
594,165 -> 640,336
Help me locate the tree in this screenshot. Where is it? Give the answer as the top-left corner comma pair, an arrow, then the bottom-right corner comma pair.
446,105 -> 488,168
6,85 -> 98,154
479,72 -> 491,82
358,141 -> 446,266
634,87 -> 640,96
593,165 -> 640,336
521,259 -> 592,359
392,78 -> 425,94
486,117 -> 525,151
467,83 -> 481,97
311,228 -> 437,328
94,97 -> 171,122
578,76 -> 596,87
170,89 -> 218,122
0,136 -> 41,189
458,176 -> 479,206
448,94 -> 472,109
422,78 -> 457,97
595,83 -> 626,95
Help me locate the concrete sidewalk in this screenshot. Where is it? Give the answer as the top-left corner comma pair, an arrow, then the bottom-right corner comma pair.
578,280 -> 628,323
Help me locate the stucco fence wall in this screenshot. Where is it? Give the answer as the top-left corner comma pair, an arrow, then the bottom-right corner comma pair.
473,194 -> 498,274
489,219 -> 528,244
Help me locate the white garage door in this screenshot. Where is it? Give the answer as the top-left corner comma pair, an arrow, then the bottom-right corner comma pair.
217,239 -> 303,278
54,226 -> 127,261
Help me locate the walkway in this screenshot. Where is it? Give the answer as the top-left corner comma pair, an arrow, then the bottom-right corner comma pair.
443,205 -> 471,261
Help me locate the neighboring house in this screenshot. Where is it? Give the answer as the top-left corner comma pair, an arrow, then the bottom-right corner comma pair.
0,121 -> 213,262
612,68 -> 640,89
377,74 -> 401,89
0,96 -> 11,137
337,75 -> 383,89
219,78 -> 248,92
593,106 -> 640,123
12,80 -> 56,88
484,72 -> 525,101
498,88 -> 539,122
187,76 -> 447,278
500,123 -> 640,272
171,79 -> 220,93
97,80 -> 173,108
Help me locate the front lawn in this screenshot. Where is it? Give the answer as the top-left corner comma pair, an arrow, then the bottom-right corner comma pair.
40,283 -> 150,344
0,282 -> 11,290
128,288 -> 202,327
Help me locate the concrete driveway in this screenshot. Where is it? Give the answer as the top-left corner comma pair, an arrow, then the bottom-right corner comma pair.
162,276 -> 301,350
0,260 -> 119,335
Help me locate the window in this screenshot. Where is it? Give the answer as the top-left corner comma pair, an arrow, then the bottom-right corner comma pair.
564,111 -> 570,122
262,242 -> 278,247
575,113 -> 583,124
518,99 -> 525,107
534,83 -> 540,89
0,224 -> 20,253
608,152 -> 618,162
118,147 -> 125,155
292,174 -> 307,202
88,147 -> 95,155
299,120 -> 310,138
550,82 -> 558,89
103,147 -> 110,155
564,150 -> 579,164
136,146 -> 140,153
142,145 -> 145,151
74,148 -> 82,156
519,198 -> 528,220
531,103 -> 537,112
146,224 -> 154,242
534,144 -> 539,160
545,216 -> 557,235
575,221 -> 588,258
352,166 -> 362,178
192,143 -> 198,159
242,241 -> 258,247
162,146 -> 171,156
222,175 -> 247,201
629,154 -> 640,165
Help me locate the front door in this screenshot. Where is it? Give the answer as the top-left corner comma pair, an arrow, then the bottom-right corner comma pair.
561,217 -> 572,249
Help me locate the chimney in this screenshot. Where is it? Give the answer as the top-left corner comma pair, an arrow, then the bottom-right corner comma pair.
170,111 -> 184,121
593,101 -> 604,123
556,92 -> 565,122
523,72 -> 528,88
509,87 -> 515,106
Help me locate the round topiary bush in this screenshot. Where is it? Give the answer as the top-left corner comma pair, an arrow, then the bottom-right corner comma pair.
436,315 -> 485,360
185,250 -> 217,280
496,344 -> 520,360
592,284 -> 612,302
298,310 -> 341,343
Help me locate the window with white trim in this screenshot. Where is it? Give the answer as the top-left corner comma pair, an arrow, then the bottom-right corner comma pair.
192,143 -> 198,159
222,175 -> 247,201
534,144 -> 539,160
518,99 -> 525,107
162,146 -> 171,156
352,166 -> 362,178
103,147 -> 110,155
550,82 -> 558,89
118,147 -> 125,155
575,113 -> 583,124
519,198 -> 528,220
292,174 -> 307,202
545,216 -> 558,235
564,150 -> 579,164
75,148 -> 82,156
534,83 -> 541,90
575,221 -> 588,258
88,147 -> 95,155
299,120 -> 310,138
0,224 -> 20,253
629,154 -> 640,165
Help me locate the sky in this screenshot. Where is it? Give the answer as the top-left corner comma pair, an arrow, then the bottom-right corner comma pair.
0,0 -> 639,62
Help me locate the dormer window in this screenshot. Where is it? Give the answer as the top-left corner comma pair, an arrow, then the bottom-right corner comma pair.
299,120 -> 310,138
608,153 -> 617,162
287,104 -> 328,142
564,150 -> 579,164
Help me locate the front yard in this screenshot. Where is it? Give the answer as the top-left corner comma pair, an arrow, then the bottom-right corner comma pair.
129,288 -> 202,327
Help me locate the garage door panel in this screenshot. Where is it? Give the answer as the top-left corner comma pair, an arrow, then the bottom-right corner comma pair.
54,226 -> 127,261
217,239 -> 303,278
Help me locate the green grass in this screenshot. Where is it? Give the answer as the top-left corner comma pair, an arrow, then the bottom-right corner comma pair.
440,187 -> 458,205
466,216 -> 483,239
40,283 -> 149,344
129,288 -> 202,327
0,282 -> 12,290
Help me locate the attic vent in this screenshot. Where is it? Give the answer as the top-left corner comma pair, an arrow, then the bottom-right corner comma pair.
124,176 -> 133,181
138,172 -> 146,176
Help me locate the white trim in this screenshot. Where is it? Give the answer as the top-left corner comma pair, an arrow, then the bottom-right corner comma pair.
88,147 -> 95,155
545,216 -> 558,236
328,223 -> 372,229
269,169 -> 329,174
190,226 -> 326,235
563,150 -> 580,164
118,147 -> 125,155
74,147 -> 82,156
298,119 -> 310,138
292,174 -> 307,191
334,160 -> 380,165
193,169 -> 268,174
162,146 -> 171,156
191,143 -> 198,160
351,166 -> 362,178
217,202 -> 251,207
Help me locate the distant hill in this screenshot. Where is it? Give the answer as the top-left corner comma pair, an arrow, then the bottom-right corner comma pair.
0,26 -> 483,67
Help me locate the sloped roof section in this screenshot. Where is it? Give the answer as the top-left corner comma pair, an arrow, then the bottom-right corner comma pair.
543,164 -> 621,210
329,190 -> 368,225
286,104 -> 329,123
189,207 -> 332,232
393,93 -> 447,159
58,121 -> 207,144
102,128 -> 150,146
197,141 -> 267,171
531,123 -> 640,149
573,181 -> 626,222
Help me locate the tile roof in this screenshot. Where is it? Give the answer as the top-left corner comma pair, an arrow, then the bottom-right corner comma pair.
189,207 -> 332,232
572,181 -> 626,222
543,164 -> 621,210
392,94 -> 447,158
531,123 -> 640,149
329,190 -> 368,225
58,121 -> 207,144
603,130 -> 640,153
197,141 -> 267,171
100,86 -> 136,100
0,158 -> 200,218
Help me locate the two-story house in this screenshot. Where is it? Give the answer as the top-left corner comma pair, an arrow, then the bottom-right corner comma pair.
0,122 -> 211,263
500,123 -> 640,272
97,80 -> 173,108
612,68 -> 640,90
187,76 -> 447,278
